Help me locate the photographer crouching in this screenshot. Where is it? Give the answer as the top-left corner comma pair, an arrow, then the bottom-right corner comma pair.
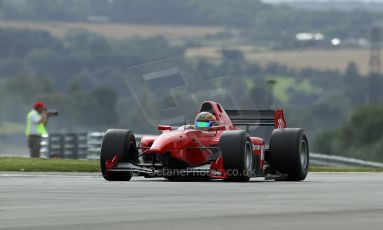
25,101 -> 58,158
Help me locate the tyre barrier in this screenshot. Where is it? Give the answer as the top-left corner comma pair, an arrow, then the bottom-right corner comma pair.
40,133 -> 88,159
40,132 -> 142,159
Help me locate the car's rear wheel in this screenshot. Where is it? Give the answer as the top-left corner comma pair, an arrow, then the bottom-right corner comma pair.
100,129 -> 138,181
219,130 -> 253,182
269,128 -> 309,181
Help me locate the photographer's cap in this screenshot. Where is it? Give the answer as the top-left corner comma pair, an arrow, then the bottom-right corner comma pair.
33,101 -> 46,110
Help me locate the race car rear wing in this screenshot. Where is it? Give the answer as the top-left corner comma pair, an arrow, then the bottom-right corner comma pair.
226,109 -> 286,129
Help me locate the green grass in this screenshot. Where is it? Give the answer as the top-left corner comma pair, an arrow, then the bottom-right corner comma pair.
0,157 -> 382,173
267,76 -> 316,103
309,166 -> 383,172
0,157 -> 99,172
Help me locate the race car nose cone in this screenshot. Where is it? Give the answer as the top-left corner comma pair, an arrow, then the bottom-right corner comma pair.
148,133 -> 177,153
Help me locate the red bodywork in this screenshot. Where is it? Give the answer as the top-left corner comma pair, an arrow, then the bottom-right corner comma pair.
134,101 -> 286,179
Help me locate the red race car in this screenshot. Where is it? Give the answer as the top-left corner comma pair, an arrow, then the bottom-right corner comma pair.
100,101 -> 309,182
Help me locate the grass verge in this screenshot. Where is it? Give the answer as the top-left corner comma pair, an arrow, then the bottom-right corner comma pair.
0,157 -> 382,172
0,157 -> 99,172
309,166 -> 383,172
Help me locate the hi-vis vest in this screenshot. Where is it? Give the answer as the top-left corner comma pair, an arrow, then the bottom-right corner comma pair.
25,110 -> 47,136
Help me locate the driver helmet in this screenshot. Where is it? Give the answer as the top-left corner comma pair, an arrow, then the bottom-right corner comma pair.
195,112 -> 216,130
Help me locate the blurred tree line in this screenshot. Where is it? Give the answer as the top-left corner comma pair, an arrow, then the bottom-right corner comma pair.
0,28 -> 182,132
198,57 -> 371,143
316,106 -> 383,162
0,0 -> 379,46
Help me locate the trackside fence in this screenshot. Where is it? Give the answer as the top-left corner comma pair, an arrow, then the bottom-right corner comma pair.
310,153 -> 383,168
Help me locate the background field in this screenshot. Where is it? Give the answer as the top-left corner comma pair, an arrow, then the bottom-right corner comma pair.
186,46 -> 376,75
0,21 -> 374,74
0,21 -> 224,40
1,20 -> 377,74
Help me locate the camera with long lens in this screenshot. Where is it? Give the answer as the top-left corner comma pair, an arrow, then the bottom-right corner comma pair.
45,109 -> 59,117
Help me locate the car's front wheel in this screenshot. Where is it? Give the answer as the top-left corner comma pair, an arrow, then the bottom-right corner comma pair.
100,129 -> 138,181
219,130 -> 253,182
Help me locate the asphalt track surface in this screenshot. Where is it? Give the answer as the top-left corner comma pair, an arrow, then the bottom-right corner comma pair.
1,172 -> 382,230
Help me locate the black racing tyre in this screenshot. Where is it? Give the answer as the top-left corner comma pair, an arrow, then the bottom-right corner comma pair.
100,129 -> 138,181
269,128 -> 309,181
219,130 -> 253,182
